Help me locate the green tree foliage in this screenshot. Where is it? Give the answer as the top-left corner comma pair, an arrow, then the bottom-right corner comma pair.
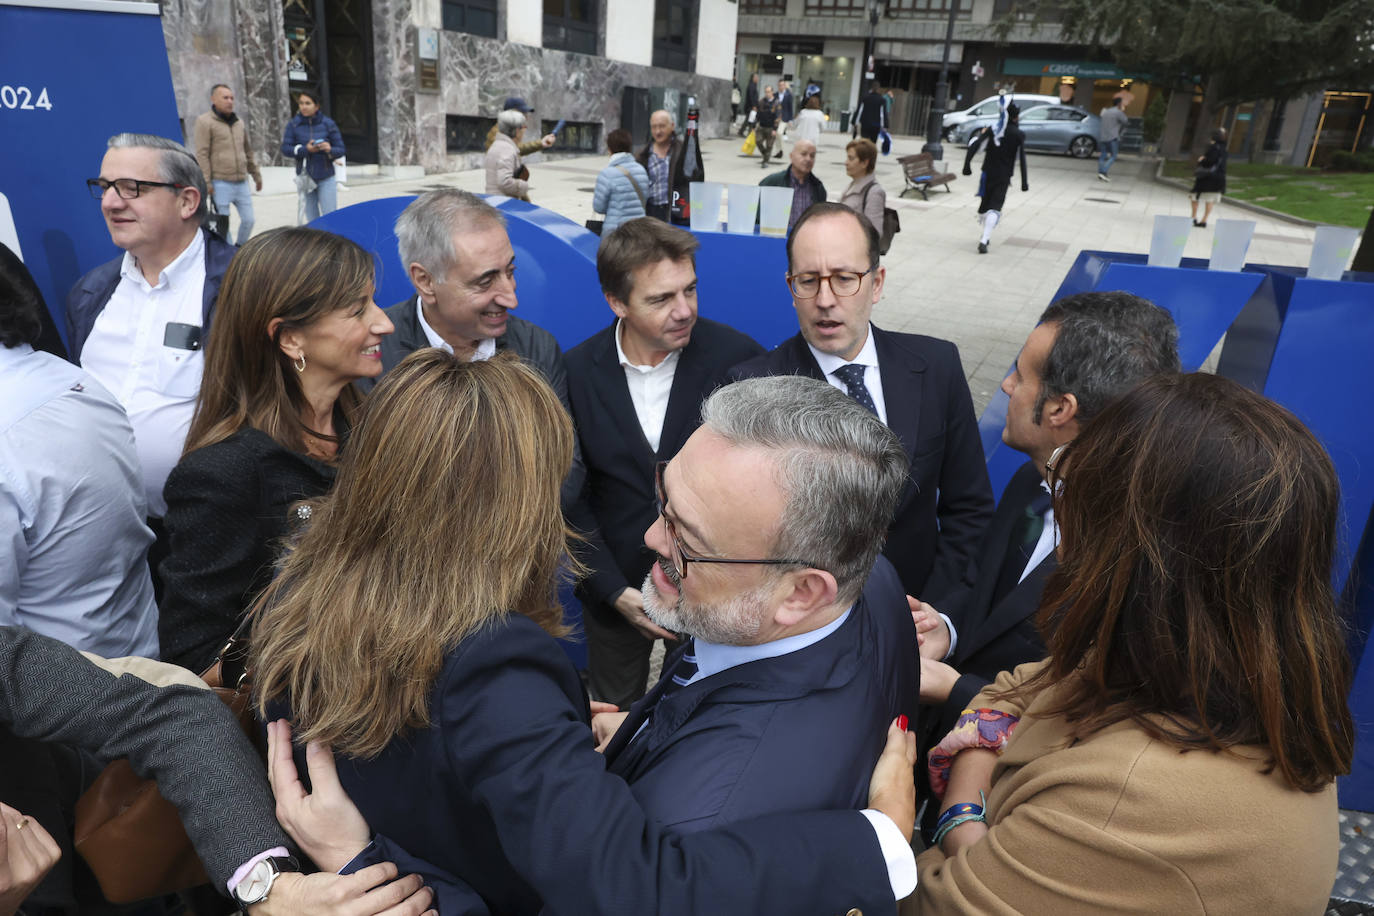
1142,92 -> 1168,143
993,0 -> 1374,105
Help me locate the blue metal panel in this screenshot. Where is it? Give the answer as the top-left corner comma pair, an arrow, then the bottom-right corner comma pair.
688,230 -> 796,350
0,2 -> 182,344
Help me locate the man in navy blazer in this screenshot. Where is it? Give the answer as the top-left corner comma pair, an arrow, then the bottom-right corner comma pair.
914,291 -> 1180,744
597,375 -> 919,847
566,218 -> 763,707
727,202 -> 993,605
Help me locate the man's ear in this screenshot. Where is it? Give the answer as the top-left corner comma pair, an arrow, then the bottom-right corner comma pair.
772,568 -> 840,630
1043,391 -> 1079,431
604,292 -> 630,321
179,188 -> 202,222
409,262 -> 437,302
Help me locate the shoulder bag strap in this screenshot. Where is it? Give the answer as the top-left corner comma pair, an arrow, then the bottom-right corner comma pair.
615,165 -> 647,209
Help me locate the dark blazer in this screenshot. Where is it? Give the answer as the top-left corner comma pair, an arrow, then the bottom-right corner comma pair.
565,318 -> 764,618
365,296 -> 584,504
321,613 -> 898,916
64,227 -> 236,363
159,427 -> 336,671
933,460 -> 1055,740
727,325 -> 994,604
603,557 -> 919,834
759,165 -> 828,202
0,626 -> 287,897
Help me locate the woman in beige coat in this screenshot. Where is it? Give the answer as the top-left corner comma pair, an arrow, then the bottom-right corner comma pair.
839,138 -> 885,236
485,110 -> 529,200
908,373 -> 1354,915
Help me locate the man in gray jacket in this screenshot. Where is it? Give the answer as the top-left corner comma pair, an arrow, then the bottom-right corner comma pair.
1097,98 -> 1130,182
367,189 -> 584,503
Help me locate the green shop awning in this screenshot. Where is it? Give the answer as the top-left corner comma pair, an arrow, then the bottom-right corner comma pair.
1002,58 -> 1147,80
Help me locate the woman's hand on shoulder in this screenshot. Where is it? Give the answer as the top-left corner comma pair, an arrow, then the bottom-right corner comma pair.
867,717 -> 918,840
267,719 -> 372,873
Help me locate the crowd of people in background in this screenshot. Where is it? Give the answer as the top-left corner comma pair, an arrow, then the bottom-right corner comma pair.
0,74 -> 1357,916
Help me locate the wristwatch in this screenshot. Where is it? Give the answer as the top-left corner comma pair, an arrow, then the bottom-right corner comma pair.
231,855 -> 300,908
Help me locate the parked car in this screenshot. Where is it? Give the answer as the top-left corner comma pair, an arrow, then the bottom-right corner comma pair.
941,93 -> 1058,139
955,104 -> 1102,159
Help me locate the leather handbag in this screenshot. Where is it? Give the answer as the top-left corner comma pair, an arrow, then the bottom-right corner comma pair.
72,620 -> 258,903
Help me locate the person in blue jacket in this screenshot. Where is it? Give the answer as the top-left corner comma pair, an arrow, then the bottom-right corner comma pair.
280,89 -> 345,223
592,128 -> 649,237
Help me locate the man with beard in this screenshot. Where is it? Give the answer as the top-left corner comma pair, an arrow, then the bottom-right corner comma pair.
593,375 -> 920,836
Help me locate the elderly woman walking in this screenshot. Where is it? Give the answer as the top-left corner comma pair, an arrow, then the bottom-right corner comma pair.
592,129 -> 649,237
485,110 -> 530,200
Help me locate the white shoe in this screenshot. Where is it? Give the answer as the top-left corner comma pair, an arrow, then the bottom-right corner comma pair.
1097,173 -> 1110,182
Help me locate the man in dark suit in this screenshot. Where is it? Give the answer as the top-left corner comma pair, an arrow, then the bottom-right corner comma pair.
367,188 -> 582,503
595,375 -> 918,863
913,291 -> 1180,743
567,218 -> 763,707
728,202 -> 993,606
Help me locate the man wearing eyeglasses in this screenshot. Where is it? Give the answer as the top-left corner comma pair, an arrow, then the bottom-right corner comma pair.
589,376 -> 918,877
728,202 -> 994,608
65,133 -> 235,546
566,218 -> 764,708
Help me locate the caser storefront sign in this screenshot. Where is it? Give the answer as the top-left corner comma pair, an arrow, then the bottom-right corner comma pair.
1003,58 -> 1148,80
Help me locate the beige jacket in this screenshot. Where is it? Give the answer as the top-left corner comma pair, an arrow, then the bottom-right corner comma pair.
906,663 -> 1339,915
840,173 -> 886,236
193,110 -> 261,185
485,132 -> 529,199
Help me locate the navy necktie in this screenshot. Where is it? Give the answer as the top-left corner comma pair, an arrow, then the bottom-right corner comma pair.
660,639 -> 698,700
832,363 -> 877,416
991,488 -> 1052,607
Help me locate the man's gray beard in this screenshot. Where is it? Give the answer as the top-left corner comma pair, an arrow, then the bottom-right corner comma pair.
640,559 -> 770,646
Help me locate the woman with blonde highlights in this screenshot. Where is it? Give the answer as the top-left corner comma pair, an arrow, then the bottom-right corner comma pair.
257,350 -> 919,916
158,227 -> 393,670
910,372 -> 1354,914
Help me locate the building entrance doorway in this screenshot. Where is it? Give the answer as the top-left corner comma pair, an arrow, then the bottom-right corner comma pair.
284,0 -> 379,164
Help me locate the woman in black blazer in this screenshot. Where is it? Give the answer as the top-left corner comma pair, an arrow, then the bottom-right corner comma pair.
158,228 -> 394,670
250,351 -> 918,916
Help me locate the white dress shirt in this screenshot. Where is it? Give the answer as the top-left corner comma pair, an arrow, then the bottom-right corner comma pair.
0,345 -> 159,658
81,230 -> 207,517
808,324 -> 888,425
615,319 -> 681,453
415,296 -> 497,362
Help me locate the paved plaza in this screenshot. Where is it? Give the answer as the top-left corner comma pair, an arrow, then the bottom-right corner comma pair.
245,130 -> 1320,414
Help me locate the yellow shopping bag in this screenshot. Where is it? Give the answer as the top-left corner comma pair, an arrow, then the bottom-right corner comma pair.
741,130 -> 757,155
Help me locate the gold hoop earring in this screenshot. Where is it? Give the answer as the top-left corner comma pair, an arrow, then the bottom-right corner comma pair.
294,353 -> 307,373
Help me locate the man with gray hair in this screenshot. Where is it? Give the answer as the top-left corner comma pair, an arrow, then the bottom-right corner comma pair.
67,132 -> 234,528
369,188 -> 581,499
913,290 -> 1180,744
594,375 -> 919,861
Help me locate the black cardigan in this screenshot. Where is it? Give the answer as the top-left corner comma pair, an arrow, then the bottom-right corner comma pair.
158,427 -> 336,671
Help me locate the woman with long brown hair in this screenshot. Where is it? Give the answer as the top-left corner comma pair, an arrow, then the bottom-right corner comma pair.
252,350 -> 919,915
158,227 -> 393,670
910,372 -> 1355,913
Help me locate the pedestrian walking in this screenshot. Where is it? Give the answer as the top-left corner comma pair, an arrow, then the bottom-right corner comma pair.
755,86 -> 781,166
592,129 -> 649,236
193,84 -> 262,243
1190,128 -> 1228,228
280,89 -> 346,224
739,74 -> 760,137
961,95 -> 1029,254
1097,97 -> 1128,182
852,84 -> 887,144
793,95 -> 826,146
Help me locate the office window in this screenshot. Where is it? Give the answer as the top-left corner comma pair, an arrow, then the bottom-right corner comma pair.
447,115 -> 496,152
443,0 -> 498,38
545,0 -> 597,54
886,0 -> 970,16
803,0 -> 866,16
652,0 -> 697,72
543,119 -> 601,151
741,0 -> 786,12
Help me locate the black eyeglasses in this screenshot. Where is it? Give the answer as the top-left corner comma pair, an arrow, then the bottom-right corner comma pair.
786,269 -> 872,299
654,461 -> 814,579
87,177 -> 189,200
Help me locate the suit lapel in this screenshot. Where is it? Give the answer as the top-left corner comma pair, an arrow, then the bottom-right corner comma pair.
657,335 -> 711,459
587,325 -> 656,463
870,326 -> 924,466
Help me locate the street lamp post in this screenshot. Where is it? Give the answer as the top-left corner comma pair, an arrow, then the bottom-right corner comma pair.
864,0 -> 881,98
922,0 -> 961,161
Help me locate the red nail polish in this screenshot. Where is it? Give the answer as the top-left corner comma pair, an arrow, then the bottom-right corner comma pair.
897,714 -> 909,732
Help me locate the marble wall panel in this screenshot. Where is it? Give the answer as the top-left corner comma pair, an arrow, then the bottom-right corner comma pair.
236,0 -> 290,166
372,0 -> 418,167
160,0 -> 246,144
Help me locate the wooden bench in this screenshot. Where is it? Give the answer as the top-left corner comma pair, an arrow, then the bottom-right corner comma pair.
897,153 -> 956,200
